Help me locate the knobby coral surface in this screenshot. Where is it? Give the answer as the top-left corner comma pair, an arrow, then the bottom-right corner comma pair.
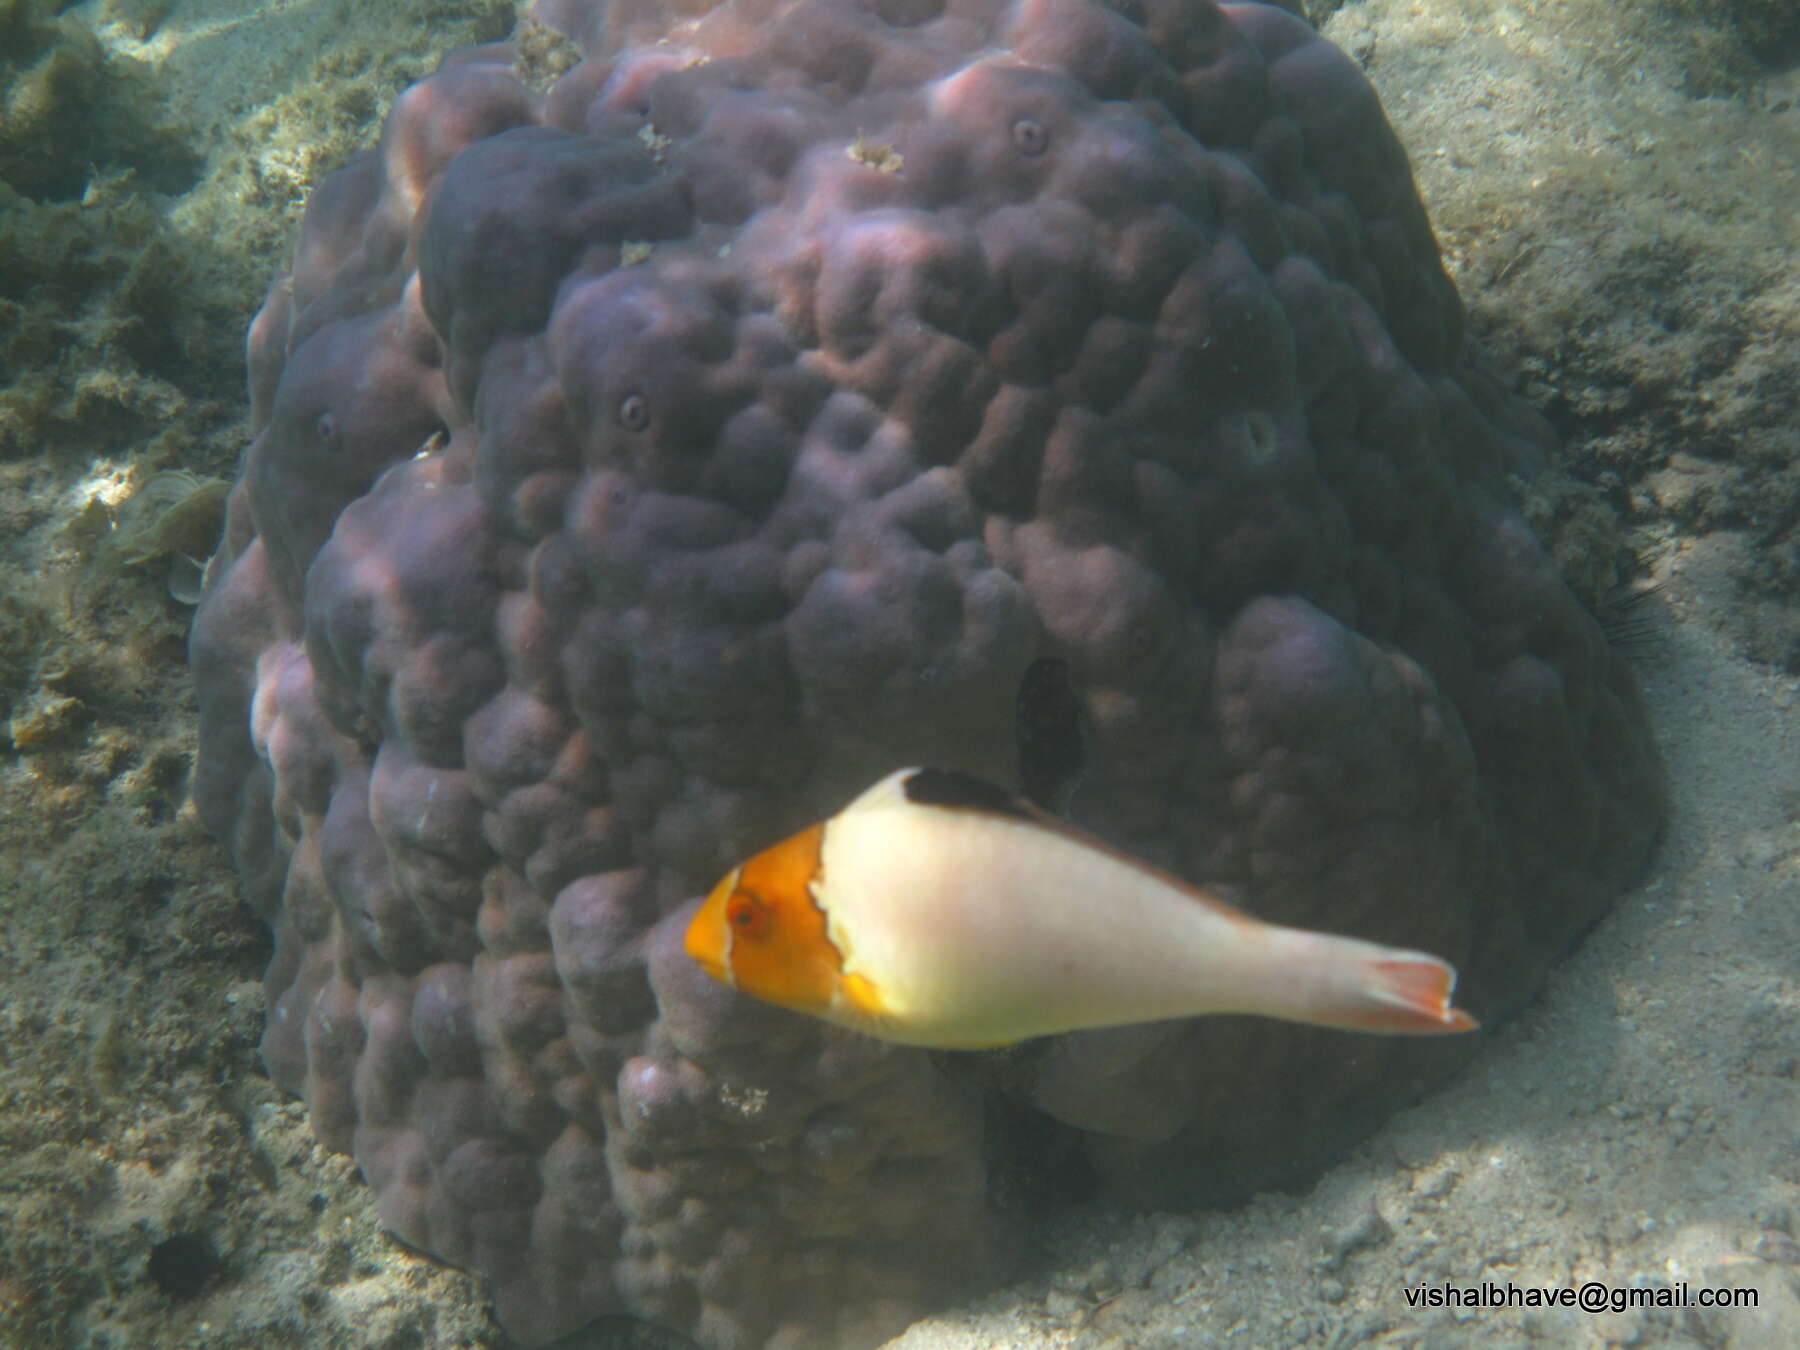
189,0 -> 1666,1344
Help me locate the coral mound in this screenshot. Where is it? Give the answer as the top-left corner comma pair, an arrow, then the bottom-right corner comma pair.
191,0 -> 1666,1344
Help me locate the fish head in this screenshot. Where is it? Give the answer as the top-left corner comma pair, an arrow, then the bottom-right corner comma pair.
684,822 -> 843,1016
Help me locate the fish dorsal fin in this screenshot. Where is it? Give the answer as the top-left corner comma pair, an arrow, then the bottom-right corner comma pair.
843,766 -> 1056,826
849,766 -> 1257,928
837,767 -> 922,815
899,766 -> 1051,821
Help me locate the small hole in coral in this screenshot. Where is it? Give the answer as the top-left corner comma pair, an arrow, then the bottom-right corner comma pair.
1012,118 -> 1049,157
1244,411 -> 1278,462
618,393 -> 650,432
147,1234 -> 218,1300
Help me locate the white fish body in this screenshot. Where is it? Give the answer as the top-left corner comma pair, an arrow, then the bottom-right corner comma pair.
685,767 -> 1477,1048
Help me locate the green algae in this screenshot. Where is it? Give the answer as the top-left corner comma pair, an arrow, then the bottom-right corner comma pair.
107,470 -> 228,569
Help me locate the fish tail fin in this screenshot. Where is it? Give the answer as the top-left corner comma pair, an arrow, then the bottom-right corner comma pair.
1345,953 -> 1481,1034
1267,931 -> 1480,1035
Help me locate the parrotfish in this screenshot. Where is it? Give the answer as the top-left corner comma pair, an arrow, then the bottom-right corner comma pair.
685,767 -> 1479,1048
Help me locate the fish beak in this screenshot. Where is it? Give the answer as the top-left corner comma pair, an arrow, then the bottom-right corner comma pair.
684,871 -> 738,986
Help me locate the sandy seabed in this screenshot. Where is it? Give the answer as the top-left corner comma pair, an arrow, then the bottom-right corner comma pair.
0,2 -> 1794,1347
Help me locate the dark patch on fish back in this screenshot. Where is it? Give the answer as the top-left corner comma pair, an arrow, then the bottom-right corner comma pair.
905,766 -> 1257,924
902,767 -> 1041,821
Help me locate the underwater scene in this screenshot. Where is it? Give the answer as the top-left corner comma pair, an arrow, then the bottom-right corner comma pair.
1,0 -> 1796,1346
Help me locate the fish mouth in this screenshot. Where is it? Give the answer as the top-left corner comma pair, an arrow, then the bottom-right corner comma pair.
689,950 -> 727,982
683,885 -> 736,987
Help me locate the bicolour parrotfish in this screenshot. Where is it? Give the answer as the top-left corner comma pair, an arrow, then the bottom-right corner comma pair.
684,766 -> 1479,1048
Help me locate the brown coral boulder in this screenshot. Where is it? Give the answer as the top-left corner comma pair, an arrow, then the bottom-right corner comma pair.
190,0 -> 1665,1344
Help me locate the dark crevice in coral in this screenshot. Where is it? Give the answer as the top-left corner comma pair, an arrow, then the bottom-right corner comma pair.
145,1233 -> 217,1300
1014,656 -> 1085,815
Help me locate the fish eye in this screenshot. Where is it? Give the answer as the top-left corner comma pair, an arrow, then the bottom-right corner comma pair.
726,892 -> 771,940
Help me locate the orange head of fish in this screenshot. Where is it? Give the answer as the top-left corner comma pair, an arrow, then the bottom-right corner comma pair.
684,822 -> 844,1016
